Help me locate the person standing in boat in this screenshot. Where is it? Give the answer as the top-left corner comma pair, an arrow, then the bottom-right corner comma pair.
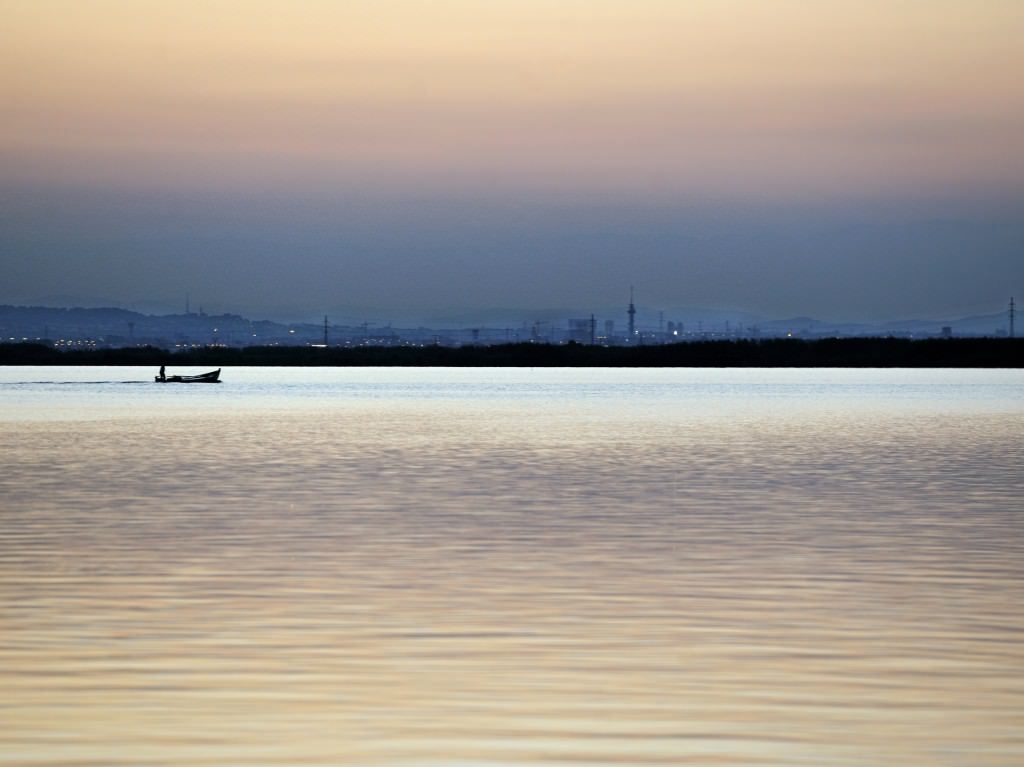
158,365 -> 166,381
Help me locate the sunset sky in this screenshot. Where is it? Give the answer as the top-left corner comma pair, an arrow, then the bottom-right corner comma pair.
2,1 -> 1022,321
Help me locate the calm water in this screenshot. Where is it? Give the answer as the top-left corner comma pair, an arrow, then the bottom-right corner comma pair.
2,366 -> 1023,766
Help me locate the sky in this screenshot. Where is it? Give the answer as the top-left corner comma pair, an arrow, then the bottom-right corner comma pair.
1,0 -> 1022,323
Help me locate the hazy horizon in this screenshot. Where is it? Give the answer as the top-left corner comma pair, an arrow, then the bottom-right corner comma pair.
2,292 -> 1014,335
2,2 -> 1022,322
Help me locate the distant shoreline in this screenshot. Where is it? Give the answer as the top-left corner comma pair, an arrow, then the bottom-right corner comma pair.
2,339 -> 1022,368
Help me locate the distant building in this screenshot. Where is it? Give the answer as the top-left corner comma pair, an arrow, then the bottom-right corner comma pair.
941,326 -> 953,338
627,289 -> 636,340
568,318 -> 591,344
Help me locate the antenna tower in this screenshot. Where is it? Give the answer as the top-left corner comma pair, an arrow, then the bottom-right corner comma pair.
1011,297 -> 1016,339
323,315 -> 329,346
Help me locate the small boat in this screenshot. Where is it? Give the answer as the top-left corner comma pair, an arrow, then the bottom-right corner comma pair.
155,368 -> 221,383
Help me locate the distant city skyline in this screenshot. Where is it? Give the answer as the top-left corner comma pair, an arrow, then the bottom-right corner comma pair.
2,299 -> 1016,350
2,2 -> 1022,322
3,289 -> 1018,331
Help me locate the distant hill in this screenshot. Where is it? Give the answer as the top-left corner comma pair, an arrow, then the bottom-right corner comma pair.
0,303 -> 1013,348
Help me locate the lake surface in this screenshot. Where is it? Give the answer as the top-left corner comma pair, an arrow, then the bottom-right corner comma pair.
2,366 -> 1023,766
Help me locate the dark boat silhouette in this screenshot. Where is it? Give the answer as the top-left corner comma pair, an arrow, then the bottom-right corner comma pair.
155,368 -> 221,383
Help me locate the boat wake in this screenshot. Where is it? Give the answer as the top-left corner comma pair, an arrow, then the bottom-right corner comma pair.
1,380 -> 156,385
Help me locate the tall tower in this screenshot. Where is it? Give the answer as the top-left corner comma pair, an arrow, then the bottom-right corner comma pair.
1011,297 -> 1016,339
628,286 -> 636,341
323,315 -> 329,346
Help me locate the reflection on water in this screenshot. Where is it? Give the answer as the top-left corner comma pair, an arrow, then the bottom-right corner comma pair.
1,368 -> 1023,766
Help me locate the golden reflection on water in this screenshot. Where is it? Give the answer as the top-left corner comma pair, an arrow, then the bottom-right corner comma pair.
2,390 -> 1024,766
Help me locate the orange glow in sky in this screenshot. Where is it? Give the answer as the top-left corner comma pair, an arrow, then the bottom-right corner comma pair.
3,0 -> 1023,199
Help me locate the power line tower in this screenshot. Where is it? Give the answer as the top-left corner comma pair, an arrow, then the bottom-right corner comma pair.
628,286 -> 636,341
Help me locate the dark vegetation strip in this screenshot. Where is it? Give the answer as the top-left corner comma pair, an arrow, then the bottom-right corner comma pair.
2,339 -> 1022,367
